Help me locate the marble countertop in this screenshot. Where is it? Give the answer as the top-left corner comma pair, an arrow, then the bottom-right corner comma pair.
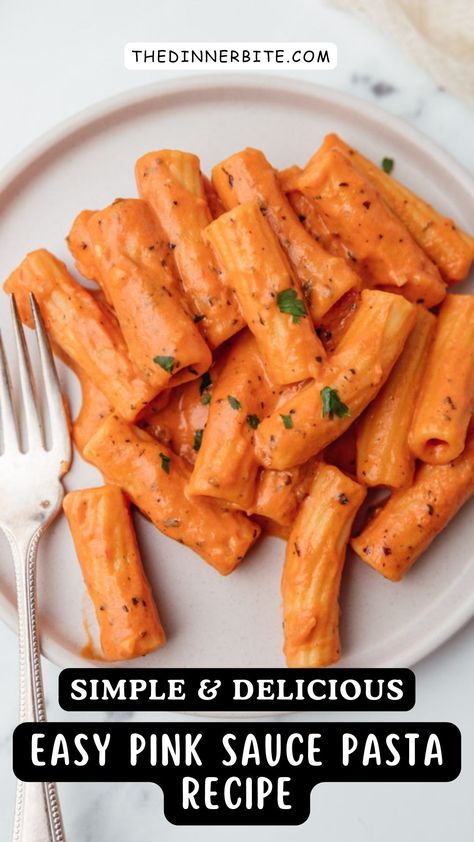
1,1 -> 474,840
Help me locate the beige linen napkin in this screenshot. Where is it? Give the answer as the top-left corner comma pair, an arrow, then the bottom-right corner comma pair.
333,0 -> 474,105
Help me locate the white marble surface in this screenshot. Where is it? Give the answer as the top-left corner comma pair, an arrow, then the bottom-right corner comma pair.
1,1 -> 474,840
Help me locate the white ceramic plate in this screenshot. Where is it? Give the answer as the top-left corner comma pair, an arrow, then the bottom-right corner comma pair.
0,75 -> 473,671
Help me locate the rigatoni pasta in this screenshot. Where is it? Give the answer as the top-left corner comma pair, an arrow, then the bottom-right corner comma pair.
297,147 -> 446,308
73,372 -> 112,459
205,201 -> 327,383
83,414 -> 260,575
66,209 -> 97,281
133,348 -> 311,534
352,427 -> 474,581
5,130 -> 473,667
356,305 -> 436,487
138,372 -> 212,466
320,132 -> 474,284
63,485 -> 166,660
188,331 -> 279,509
249,459 -> 319,527
212,147 -> 360,322
68,201 -> 179,290
281,178 -> 350,266
408,295 -> 474,465
4,249 -> 159,420
255,290 -> 416,469
136,150 -> 245,347
73,199 -> 212,389
282,464 -> 366,667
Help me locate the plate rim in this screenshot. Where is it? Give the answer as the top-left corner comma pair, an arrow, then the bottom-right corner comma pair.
0,72 -> 473,674
2,72 -> 474,197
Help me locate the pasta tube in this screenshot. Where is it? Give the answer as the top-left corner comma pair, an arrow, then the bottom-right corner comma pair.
135,150 -> 244,347
140,342 -> 315,516
73,374 -> 112,458
188,331 -> 280,508
321,133 -> 474,284
205,201 -> 327,383
283,186 -> 348,263
408,295 -> 474,464
66,210 -> 97,281
142,350 -> 313,520
356,306 -> 436,487
68,203 -> 179,289
249,458 -> 319,526
73,371 -> 171,460
63,486 -> 166,660
80,200 -> 212,389
282,464 -> 366,667
83,415 -> 261,575
161,148 -> 206,197
297,147 -> 446,308
137,360 -> 225,465
211,148 -> 360,322
352,427 -> 474,581
4,250 -> 158,420
255,290 -> 416,469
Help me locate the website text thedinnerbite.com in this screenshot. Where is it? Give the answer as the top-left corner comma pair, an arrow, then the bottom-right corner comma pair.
124,42 -> 337,70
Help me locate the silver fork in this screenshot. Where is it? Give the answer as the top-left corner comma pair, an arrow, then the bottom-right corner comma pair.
0,294 -> 71,842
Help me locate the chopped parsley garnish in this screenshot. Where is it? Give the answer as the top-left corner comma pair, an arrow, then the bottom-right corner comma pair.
276,288 -> 307,324
193,429 -> 204,451
281,414 -> 293,429
154,355 -> 175,373
200,371 -> 212,394
159,452 -> 171,474
201,393 -> 211,405
193,313 -> 205,323
228,395 -> 241,411
246,414 -> 261,429
320,387 -> 350,420
381,157 -> 394,174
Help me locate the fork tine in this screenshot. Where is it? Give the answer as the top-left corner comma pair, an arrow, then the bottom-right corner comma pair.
29,294 -> 71,469
0,330 -> 19,451
10,295 -> 43,450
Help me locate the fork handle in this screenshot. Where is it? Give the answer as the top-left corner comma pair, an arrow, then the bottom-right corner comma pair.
10,530 -> 66,842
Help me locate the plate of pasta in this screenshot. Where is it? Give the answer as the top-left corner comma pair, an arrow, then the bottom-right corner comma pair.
0,75 -> 473,670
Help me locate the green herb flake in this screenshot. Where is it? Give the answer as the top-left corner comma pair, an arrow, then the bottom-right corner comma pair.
193,429 -> 204,452
281,414 -> 293,429
246,414 -> 261,430
154,355 -> 175,373
159,452 -> 171,474
200,371 -> 212,394
276,288 -> 307,324
320,387 -> 350,420
381,157 -> 394,174
193,313 -> 205,323
228,395 -> 241,411
201,393 -> 211,405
